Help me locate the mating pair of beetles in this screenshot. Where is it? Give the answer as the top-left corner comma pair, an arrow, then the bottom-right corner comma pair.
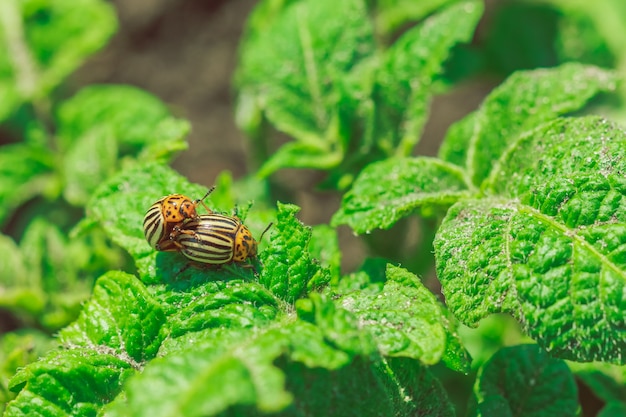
143,187 -> 268,267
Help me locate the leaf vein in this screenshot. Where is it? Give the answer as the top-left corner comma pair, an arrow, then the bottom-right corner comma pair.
296,6 -> 325,130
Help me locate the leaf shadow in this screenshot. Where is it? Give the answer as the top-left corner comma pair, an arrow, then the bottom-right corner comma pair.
153,251 -> 257,293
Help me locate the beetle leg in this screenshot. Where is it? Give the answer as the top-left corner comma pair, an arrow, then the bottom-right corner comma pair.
171,224 -> 198,236
177,262 -> 191,276
155,239 -> 181,251
258,222 -> 273,243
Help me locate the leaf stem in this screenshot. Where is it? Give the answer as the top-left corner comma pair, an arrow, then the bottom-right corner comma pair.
0,0 -> 39,100
0,0 -> 54,138
296,5 -> 325,131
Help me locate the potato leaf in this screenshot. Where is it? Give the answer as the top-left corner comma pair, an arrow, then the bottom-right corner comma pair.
473,345 -> 578,417
435,117 -> 626,364
332,156 -> 473,233
0,0 -> 116,121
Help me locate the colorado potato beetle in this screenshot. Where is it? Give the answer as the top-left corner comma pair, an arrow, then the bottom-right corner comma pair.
173,213 -> 271,266
143,187 -> 215,251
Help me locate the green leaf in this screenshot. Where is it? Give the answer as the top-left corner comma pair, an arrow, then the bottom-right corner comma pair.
386,357 -> 456,417
102,297 -> 454,417
344,64 -> 614,233
0,232 -> 26,287
161,278 -> 281,340
0,232 -> 45,315
260,202 -> 331,303
435,117 -> 626,363
0,0 -> 117,121
336,264 -> 448,362
309,224 -> 342,284
239,0 -> 300,36
257,141 -> 343,178
62,125 -> 118,205
19,218 -> 95,330
68,226 -> 130,286
9,246 -> 458,416
474,345 -> 578,417
332,257 -> 388,294
137,118 -> 190,163
295,292 -> 457,415
369,0 -> 483,156
339,264 -> 471,372
119,328 -> 293,416
332,156 -> 473,233
441,323 -> 473,374
9,270 -> 290,416
281,355 -> 456,417
101,322 -> 349,417
56,85 -> 189,154
5,348 -> 134,417
374,0 -> 459,35
235,0 -> 374,164
466,63 -> 617,185
59,271 -> 166,364
296,293 -> 379,357
330,263 -> 471,372
0,144 -> 54,225
552,1 -> 626,71
56,86 -> 190,204
554,7 -> 615,68
20,219 -> 60,295
0,330 -> 55,415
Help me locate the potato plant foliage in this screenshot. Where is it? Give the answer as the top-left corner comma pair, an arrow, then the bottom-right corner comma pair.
1,0 -> 626,416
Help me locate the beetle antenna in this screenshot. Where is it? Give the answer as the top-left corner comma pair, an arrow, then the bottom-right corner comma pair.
195,186 -> 215,213
258,222 -> 273,243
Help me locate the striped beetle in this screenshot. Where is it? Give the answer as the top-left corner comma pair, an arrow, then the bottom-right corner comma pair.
172,213 -> 263,265
143,187 -> 215,251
